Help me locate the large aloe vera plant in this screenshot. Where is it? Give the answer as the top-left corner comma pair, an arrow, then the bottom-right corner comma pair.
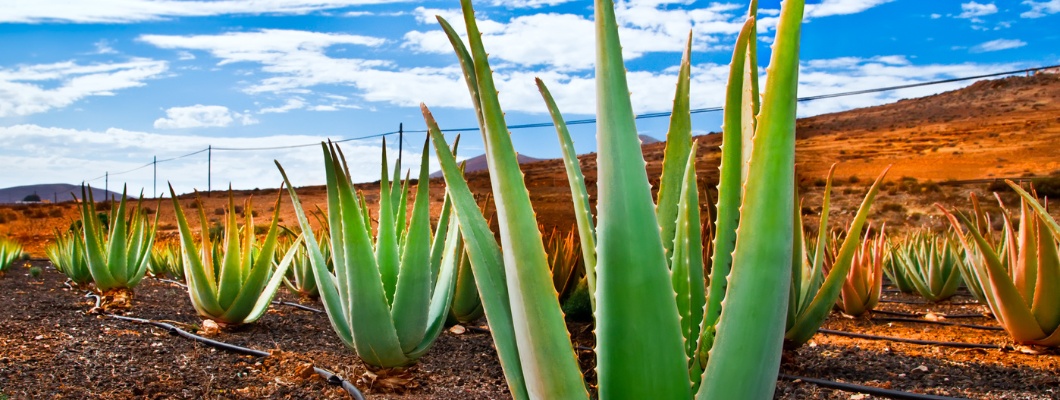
276,140 -> 461,367
418,0 -> 804,397
78,186 -> 158,295
785,166 -> 888,346
169,188 -> 298,326
941,182 -> 1060,346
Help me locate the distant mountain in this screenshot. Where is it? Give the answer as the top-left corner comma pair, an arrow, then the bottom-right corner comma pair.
0,184 -> 123,204
430,153 -> 545,178
639,134 -> 661,144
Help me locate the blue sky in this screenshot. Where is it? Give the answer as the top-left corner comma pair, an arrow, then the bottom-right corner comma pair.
0,0 -> 1057,196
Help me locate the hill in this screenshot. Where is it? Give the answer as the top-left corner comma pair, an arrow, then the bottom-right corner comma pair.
430,153 -> 545,178
0,184 -> 122,204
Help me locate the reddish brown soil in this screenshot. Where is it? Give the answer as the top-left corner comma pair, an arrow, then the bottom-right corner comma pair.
2,261 -> 1058,399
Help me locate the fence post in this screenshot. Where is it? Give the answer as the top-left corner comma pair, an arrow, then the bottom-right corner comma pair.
207,145 -> 212,197
153,156 -> 157,199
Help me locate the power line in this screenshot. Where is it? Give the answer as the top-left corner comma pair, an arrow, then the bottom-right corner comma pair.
86,63 -> 1059,182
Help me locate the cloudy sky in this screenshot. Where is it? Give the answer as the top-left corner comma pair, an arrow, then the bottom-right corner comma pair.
0,0 -> 1057,197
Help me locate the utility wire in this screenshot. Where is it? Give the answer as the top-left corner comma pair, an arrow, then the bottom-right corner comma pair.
87,64 -> 1060,181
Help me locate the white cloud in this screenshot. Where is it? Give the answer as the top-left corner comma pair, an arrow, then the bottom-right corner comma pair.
0,124 -> 434,195
153,104 -> 258,129
259,98 -> 306,114
0,58 -> 167,117
1021,0 -> 1060,18
94,40 -> 118,55
805,0 -> 893,18
957,2 -> 997,19
490,0 -> 572,8
0,0 -> 409,24
970,38 -> 1028,53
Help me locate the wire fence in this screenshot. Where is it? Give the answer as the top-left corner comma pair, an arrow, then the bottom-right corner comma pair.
76,64 -> 1059,199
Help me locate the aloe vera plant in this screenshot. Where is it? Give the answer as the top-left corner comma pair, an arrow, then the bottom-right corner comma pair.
169,188 -> 299,326
941,182 -> 1060,346
275,228 -> 326,299
883,243 -> 917,293
418,0 -> 804,397
837,225 -> 886,316
0,237 -> 24,276
78,186 -> 158,296
149,242 -> 185,281
891,230 -> 963,302
785,166 -> 888,346
46,230 -> 92,287
275,139 -> 461,367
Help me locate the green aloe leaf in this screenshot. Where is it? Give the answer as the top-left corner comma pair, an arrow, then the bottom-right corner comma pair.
698,0 -> 804,398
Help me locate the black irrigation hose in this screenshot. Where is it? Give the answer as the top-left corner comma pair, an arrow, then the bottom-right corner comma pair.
818,328 -> 1012,350
84,293 -> 366,400
872,317 -> 1004,331
272,299 -> 324,314
871,309 -> 988,319
779,374 -> 968,400
879,299 -> 979,305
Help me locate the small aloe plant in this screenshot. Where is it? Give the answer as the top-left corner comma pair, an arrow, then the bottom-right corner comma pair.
78,186 -> 158,301
276,139 -> 461,367
275,228 -> 324,299
891,230 -> 963,303
46,229 -> 91,287
419,0 -> 805,397
837,225 -> 887,317
941,183 -> 1060,346
0,237 -> 25,276
169,187 -> 299,326
149,242 -> 185,281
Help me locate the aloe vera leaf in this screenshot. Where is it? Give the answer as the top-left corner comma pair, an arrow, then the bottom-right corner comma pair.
593,0 -> 690,397
430,191 -> 453,283
435,17 -> 485,131
377,141 -> 401,306
392,138 -> 435,353
535,78 -> 597,312
221,190 -> 287,323
697,1 -> 803,398
276,155 -> 354,349
422,105 -> 529,400
951,209 -> 1047,342
216,191 -> 245,310
798,165 -> 834,316
702,18 -> 756,362
106,189 -> 130,287
408,213 -> 461,359
453,0 -> 588,396
786,166 -> 888,345
656,32 -> 694,264
741,0 -> 760,180
1005,182 -> 1060,334
1015,199 -> 1039,302
671,142 -> 705,382
169,184 -> 224,317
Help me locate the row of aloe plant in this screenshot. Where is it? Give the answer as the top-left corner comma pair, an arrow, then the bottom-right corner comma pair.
0,236 -> 25,276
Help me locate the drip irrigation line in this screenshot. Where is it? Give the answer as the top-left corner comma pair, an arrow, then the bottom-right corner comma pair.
872,309 -> 988,319
779,374 -> 968,400
879,298 -> 979,306
83,293 -> 366,400
818,328 -> 1011,350
872,317 -> 1003,331
272,299 -> 324,314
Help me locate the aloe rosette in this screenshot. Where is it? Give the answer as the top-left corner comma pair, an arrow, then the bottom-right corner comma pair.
276,139 -> 461,367
149,242 -> 185,281
941,182 -> 1060,346
417,0 -> 806,397
46,230 -> 92,287
0,237 -> 24,275
78,186 -> 158,294
837,225 -> 887,316
891,230 -> 963,303
169,188 -> 299,326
